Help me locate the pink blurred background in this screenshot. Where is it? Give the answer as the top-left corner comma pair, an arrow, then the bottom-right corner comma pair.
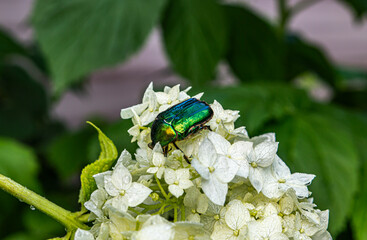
1,0 -> 366,128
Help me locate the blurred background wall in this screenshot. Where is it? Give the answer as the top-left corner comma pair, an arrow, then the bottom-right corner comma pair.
1,0 -> 366,128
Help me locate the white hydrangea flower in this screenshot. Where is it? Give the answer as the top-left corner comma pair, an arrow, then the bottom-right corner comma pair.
263,156 -> 315,199
84,189 -> 108,220
208,100 -> 240,133
164,168 -> 193,198
201,201 -> 225,232
246,141 -> 279,193
248,214 -> 288,240
147,143 -> 166,179
103,163 -> 152,212
184,187 -> 209,222
211,200 -> 251,240
207,132 -> 252,179
191,133 -> 239,205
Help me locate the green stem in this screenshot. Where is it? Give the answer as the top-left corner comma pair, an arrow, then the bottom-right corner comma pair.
0,174 -> 89,231
155,175 -> 169,200
180,204 -> 186,221
173,205 -> 178,222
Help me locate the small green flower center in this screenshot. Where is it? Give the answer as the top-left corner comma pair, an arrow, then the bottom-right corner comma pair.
192,209 -> 197,214
214,214 -> 220,220
278,178 -> 286,183
174,181 -> 179,185
216,119 -> 221,124
278,212 -> 284,217
149,107 -> 154,112
168,100 -> 172,104
251,162 -> 258,168
249,209 -> 257,217
208,166 -> 215,173
120,190 -> 126,196
188,236 -> 195,240
300,228 -> 305,234
150,193 -> 159,201
233,230 -> 240,236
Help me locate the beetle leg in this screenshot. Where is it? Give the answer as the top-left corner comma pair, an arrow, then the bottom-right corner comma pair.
172,142 -> 190,164
163,145 -> 169,157
200,125 -> 212,131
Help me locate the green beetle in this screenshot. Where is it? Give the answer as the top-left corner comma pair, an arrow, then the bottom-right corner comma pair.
149,98 -> 213,162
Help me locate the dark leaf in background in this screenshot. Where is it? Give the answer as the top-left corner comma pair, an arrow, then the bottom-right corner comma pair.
318,106 -> 367,240
202,84 -> 311,134
225,5 -> 284,82
0,28 -> 27,61
273,113 -> 359,235
46,128 -> 94,179
0,65 -> 48,140
285,35 -> 339,86
32,0 -> 167,93
0,138 -> 41,190
338,0 -> 367,19
161,0 -> 227,86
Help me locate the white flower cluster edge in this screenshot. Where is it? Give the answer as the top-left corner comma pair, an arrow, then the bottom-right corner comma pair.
75,83 -> 332,240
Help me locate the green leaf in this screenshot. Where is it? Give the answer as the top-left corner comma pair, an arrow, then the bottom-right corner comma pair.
0,138 -> 40,190
32,0 -> 167,93
202,83 -> 311,134
285,35 -> 339,86
225,5 -> 284,82
46,128 -> 94,179
87,120 -> 135,161
161,0 -> 227,86
338,0 -> 367,19
350,114 -> 367,240
79,122 -> 118,204
319,107 -> 367,240
273,113 -> 359,235
0,28 -> 27,61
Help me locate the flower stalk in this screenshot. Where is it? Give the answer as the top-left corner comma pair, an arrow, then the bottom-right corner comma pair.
0,174 -> 89,231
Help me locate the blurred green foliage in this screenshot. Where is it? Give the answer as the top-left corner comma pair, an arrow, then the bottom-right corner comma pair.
0,0 -> 367,239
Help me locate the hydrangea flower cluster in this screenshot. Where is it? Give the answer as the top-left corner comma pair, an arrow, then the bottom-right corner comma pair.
75,83 -> 332,240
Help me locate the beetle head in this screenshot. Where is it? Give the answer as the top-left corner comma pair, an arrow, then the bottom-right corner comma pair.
150,120 -> 177,148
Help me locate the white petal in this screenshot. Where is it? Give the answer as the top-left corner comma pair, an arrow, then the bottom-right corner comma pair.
249,168 -> 264,193
93,171 -> 111,189
104,195 -> 129,213
262,179 -> 283,199
176,168 -> 190,181
164,168 -> 176,185
168,184 -> 184,198
198,137 -> 217,167
192,158 -> 210,180
116,149 -> 133,167
179,179 -> 193,189
272,155 -> 291,178
255,142 -> 278,167
134,224 -> 174,240
104,175 -> 120,197
289,173 -> 315,186
120,103 -> 149,119
201,175 -> 228,206
214,156 -> 238,183
74,229 -> 94,240
156,92 -> 170,105
236,158 -> 249,178
229,141 -> 252,160
225,200 -> 250,230
125,183 -> 152,207
112,164 -> 132,191
207,132 -> 231,155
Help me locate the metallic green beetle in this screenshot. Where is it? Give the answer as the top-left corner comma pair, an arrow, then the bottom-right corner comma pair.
149,98 -> 213,162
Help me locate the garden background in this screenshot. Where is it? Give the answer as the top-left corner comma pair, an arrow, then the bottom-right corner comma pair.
0,0 -> 366,239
